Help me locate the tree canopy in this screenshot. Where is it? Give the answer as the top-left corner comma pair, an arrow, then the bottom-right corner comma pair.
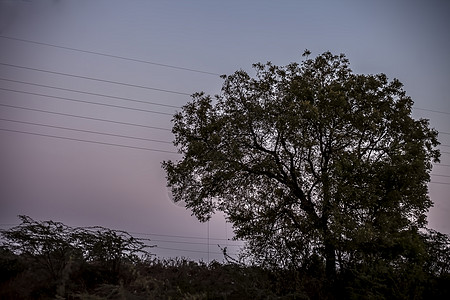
162,51 -> 441,285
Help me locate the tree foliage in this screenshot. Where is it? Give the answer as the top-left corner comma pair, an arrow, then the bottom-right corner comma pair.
163,51 -> 441,284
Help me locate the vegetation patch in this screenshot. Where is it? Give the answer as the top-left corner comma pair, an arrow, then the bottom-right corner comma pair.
1,216 -> 449,299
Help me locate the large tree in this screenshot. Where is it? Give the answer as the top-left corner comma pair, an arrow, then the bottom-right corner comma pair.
162,51 -> 440,281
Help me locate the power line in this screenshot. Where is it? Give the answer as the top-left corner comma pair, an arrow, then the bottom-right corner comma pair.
1,100 -> 447,153
0,223 -> 244,247
1,104 -> 447,158
3,34 -> 449,129
434,163 -> 450,167
0,223 -> 244,245
150,239 -> 242,247
1,105 -> 447,159
1,36 -> 449,119
431,174 -> 450,178
0,87 -> 174,116
0,118 -> 173,144
0,103 -> 172,131
2,63 -> 449,131
0,127 -> 179,154
414,107 -> 450,116
0,35 -> 221,76
0,77 -> 182,109
1,74 -> 447,137
130,231 -> 234,242
154,246 -> 226,256
0,223 -> 242,256
1,92 -> 447,139
429,181 -> 450,186
0,62 -> 192,96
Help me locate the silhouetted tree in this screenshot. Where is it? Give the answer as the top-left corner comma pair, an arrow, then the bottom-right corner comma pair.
0,216 -> 153,296
0,216 -> 82,280
162,51 -> 441,285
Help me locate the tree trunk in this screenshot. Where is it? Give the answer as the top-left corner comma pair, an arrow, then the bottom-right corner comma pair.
324,240 -> 336,282
321,166 -> 336,281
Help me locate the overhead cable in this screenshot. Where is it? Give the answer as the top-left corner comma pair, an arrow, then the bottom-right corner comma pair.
0,87 -> 174,116
5,75 -> 446,117
431,174 -> 450,178
0,103 -> 171,131
3,125 -> 446,179
129,231 -> 243,242
430,182 -> 450,186
0,127 -> 179,154
0,222 -> 244,245
0,35 -> 221,76
0,118 -> 173,144
414,107 -> 450,116
150,239 -> 242,247
434,163 -> 450,167
0,62 -> 192,96
0,77 -> 181,109
430,174 -> 450,178
154,246 -> 226,255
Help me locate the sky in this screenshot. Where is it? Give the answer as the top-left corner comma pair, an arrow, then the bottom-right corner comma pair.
0,0 -> 449,262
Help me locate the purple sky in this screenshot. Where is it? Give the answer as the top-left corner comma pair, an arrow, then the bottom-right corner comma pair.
1,0 -> 449,261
